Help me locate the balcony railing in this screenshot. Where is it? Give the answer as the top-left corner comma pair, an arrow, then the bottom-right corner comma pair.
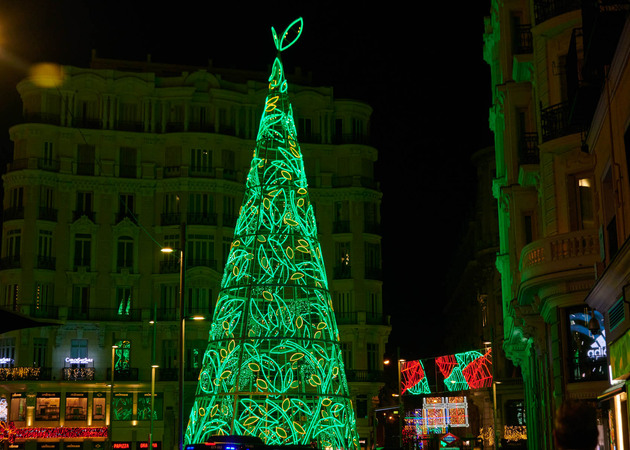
37,255 -> 56,270
161,213 -> 181,226
186,212 -> 218,226
106,368 -> 139,381
333,265 -> 352,279
3,207 -> 24,221
62,367 -> 95,381
187,258 -> 218,270
534,0 -> 581,24
520,229 -> 599,282
346,369 -> 385,383
37,158 -> 60,172
333,221 -> 350,233
540,101 -> 585,142
0,367 -> 52,381
73,209 -> 95,222
0,256 -> 21,270
68,307 -> 141,321
38,206 -> 58,222
29,304 -> 59,319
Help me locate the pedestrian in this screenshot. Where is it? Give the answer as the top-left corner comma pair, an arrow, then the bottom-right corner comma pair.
553,400 -> 598,450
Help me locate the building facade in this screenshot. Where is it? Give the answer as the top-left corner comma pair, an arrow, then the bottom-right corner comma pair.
485,1 -> 630,449
0,55 -> 390,450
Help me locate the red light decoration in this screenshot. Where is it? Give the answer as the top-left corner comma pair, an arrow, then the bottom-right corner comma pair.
462,348 -> 492,389
0,422 -> 108,443
401,360 -> 430,395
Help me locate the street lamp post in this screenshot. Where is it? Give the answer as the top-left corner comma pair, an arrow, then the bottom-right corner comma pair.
109,344 -> 118,450
398,357 -> 406,450
162,223 -> 186,450
150,364 -> 158,450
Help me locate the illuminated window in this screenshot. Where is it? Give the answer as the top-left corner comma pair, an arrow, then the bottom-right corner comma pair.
568,307 -> 607,382
71,339 -> 88,362
35,392 -> 60,421
10,393 -> 25,421
112,392 -> 133,421
92,393 -> 106,421
117,287 -> 132,316
65,393 -> 87,421
5,229 -> 21,262
0,338 -> 15,367
137,392 -> 163,421
568,174 -> 594,230
114,340 -> 131,372
4,284 -> 19,310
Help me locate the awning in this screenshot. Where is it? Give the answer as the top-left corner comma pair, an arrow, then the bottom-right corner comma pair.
597,382 -> 626,402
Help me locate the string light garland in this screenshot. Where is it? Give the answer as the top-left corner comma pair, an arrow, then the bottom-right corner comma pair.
0,422 -> 108,443
184,17 -> 358,450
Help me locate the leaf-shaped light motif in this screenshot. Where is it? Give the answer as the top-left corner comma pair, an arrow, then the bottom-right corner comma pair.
184,18 -> 359,450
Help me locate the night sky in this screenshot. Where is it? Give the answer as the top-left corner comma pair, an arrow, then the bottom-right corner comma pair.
0,1 -> 493,360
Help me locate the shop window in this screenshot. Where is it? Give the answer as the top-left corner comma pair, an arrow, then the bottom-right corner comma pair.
65,393 -> 87,421
568,308 -> 607,382
114,340 -> 131,372
10,393 -> 26,421
35,392 -> 60,421
112,392 -> 133,421
137,392 -> 163,420
92,393 -> 106,421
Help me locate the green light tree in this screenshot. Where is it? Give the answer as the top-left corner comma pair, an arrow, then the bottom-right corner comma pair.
184,18 -> 359,449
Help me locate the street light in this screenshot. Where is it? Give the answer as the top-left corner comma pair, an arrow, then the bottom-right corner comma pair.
160,222 -> 186,450
398,358 -> 406,449
150,364 -> 159,450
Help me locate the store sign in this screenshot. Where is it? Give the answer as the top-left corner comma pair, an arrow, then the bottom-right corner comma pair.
0,357 -> 14,364
137,442 -> 161,450
113,443 -> 132,450
65,357 -> 94,365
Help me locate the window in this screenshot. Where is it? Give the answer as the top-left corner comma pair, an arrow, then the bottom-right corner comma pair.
119,147 -> 137,178
352,118 -> 363,138
65,393 -> 87,421
367,343 -> 379,370
33,282 -> 53,314
186,287 -> 211,317
118,194 -> 135,221
38,230 -> 54,268
365,242 -> 381,277
505,400 -> 526,426
223,196 -> 236,226
188,193 -> 215,225
117,237 -> 134,271
334,292 -> 352,323
35,393 -> 60,421
74,233 -> 91,269
162,340 -> 177,369
568,174 -> 594,230
5,229 -> 21,262
10,393 -> 25,421
33,338 -> 47,368
77,144 -> 95,175
117,287 -> 132,316
9,187 -> 24,210
190,148 -> 211,173
43,141 -> 53,163
76,191 -> 94,221
72,285 -> 90,319
187,234 -> 214,268
164,193 -> 180,213
40,186 -> 54,209
70,339 -> 88,360
160,284 -> 178,319
4,284 -> 19,311
367,292 -> 380,319
114,340 -> 131,372
340,342 -> 353,369
0,338 -> 15,367
92,393 -> 106,421
222,237 -> 232,266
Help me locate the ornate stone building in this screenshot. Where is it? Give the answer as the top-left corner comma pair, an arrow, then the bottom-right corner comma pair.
0,55 -> 390,450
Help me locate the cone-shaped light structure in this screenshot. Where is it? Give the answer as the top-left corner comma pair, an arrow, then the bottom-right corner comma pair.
184,18 -> 359,449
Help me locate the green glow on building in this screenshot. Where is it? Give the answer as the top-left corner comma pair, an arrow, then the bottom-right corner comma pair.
184,18 -> 359,449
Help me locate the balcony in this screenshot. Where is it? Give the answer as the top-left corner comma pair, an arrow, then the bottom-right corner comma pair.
29,304 -> 59,319
23,112 -> 61,125
106,368 -> 139,381
189,167 -> 216,178
333,220 -> 350,233
157,367 -> 200,381
116,120 -> 143,132
519,229 -> 599,284
513,24 -> 533,54
346,369 -> 385,383
540,101 -> 588,142
62,367 -> 95,381
186,212 -> 217,226
335,312 -> 358,325
118,164 -> 137,178
223,214 -> 238,228
37,158 -> 60,172
38,206 -> 58,222
365,267 -> 383,280
161,212 -> 181,226
333,265 -> 352,279
164,166 -> 181,178
68,307 -> 141,321
187,258 -> 217,270
0,367 -> 52,381
0,256 -> 21,270
3,206 -> 24,221
534,0 -> 581,24
37,255 -> 56,270
160,259 -> 180,274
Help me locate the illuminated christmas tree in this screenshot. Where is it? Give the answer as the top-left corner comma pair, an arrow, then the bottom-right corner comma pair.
184,18 -> 359,449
